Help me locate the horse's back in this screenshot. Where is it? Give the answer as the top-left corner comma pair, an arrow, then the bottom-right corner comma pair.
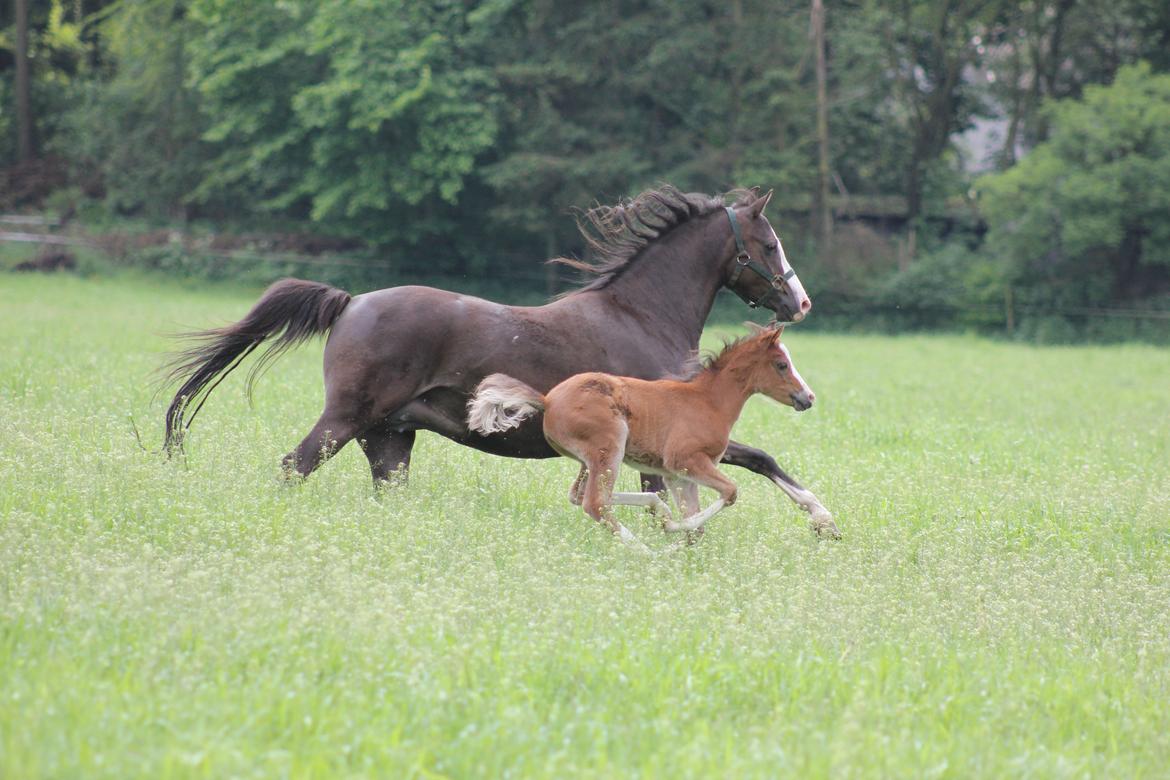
330,286 -> 521,365
341,285 -> 509,335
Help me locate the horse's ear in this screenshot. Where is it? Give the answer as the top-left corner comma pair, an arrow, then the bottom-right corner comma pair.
771,323 -> 785,343
748,189 -> 774,219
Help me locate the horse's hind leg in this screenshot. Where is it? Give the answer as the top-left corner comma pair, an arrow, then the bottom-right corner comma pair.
640,473 -> 666,494
359,426 -> 416,487
282,413 -> 360,479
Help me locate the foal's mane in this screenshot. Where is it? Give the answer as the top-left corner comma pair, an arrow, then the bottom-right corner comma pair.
701,333 -> 763,373
672,331 -> 772,381
555,185 -> 758,295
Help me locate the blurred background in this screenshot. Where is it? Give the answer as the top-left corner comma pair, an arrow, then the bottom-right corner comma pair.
3,0 -> 1169,340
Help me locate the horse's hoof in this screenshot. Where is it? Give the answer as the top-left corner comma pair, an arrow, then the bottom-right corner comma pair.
278,468 -> 305,486
810,513 -> 841,540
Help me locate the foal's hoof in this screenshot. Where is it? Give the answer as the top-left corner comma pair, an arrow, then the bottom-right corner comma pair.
810,512 -> 841,540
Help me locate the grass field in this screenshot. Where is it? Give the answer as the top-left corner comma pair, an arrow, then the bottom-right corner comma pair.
2,273 -> 1169,778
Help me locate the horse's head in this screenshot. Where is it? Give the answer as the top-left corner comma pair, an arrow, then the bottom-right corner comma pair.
745,324 -> 814,412
724,190 -> 812,324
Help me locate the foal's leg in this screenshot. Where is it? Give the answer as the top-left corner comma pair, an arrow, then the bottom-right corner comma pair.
359,426 -> 417,487
639,473 -> 668,519
568,465 -> 588,506
609,491 -> 672,522
721,441 -> 840,538
579,450 -> 650,553
661,457 -> 738,534
666,478 -> 704,544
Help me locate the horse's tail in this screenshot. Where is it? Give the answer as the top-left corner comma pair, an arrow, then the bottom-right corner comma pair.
162,278 -> 352,454
467,374 -> 547,434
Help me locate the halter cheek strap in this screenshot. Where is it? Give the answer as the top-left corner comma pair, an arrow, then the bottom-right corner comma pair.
724,206 -> 796,310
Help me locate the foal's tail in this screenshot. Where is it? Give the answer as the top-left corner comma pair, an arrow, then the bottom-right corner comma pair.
162,278 -> 352,454
467,374 -> 547,434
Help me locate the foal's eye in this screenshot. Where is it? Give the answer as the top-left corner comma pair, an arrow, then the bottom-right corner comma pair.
775,362 -> 789,372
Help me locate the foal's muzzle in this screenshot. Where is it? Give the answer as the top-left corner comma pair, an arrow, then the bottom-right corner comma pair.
791,390 -> 815,411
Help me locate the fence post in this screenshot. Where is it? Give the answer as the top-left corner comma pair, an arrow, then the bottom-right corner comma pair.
1004,284 -> 1015,334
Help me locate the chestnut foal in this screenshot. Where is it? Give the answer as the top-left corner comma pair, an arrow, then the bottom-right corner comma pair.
467,325 -> 820,549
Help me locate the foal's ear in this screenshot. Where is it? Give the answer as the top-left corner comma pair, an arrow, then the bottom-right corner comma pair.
744,321 -> 768,336
748,189 -> 774,219
744,321 -> 783,344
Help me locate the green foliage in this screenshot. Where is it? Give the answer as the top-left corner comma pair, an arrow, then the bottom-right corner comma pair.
873,242 -> 1008,331
188,0 -> 500,246
979,63 -> 1170,308
49,0 -> 206,218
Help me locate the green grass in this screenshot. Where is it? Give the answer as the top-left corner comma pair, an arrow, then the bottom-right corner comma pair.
2,273 -> 1169,778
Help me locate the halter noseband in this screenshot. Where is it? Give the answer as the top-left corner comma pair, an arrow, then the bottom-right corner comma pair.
724,206 -> 796,311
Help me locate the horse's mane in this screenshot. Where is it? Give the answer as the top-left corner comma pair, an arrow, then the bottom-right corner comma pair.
555,185 -> 758,295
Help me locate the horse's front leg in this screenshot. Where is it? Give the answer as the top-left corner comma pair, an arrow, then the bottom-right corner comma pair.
721,441 -> 840,538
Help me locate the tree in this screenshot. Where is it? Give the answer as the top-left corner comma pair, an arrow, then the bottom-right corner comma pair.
55,0 -> 205,218
811,0 -> 831,248
187,0 -> 500,253
13,0 -> 32,160
987,0 -> 1170,168
867,0 -> 1005,227
979,63 -> 1170,304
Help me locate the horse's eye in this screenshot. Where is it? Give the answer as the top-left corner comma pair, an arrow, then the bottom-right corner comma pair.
765,243 -> 778,254
775,362 -> 789,372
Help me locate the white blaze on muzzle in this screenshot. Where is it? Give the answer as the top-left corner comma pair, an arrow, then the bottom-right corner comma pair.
778,343 -> 813,403
771,226 -> 812,322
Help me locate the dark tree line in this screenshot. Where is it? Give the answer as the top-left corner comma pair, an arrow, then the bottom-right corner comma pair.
4,1 -> 1170,336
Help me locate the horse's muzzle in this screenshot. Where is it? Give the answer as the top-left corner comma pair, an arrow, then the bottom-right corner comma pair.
775,295 -> 812,324
791,391 -> 815,411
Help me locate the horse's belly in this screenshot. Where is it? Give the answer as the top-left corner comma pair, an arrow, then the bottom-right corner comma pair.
392,387 -> 560,459
623,447 -> 669,475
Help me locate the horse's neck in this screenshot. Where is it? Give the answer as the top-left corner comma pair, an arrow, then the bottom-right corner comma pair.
693,360 -> 756,425
599,214 -> 727,352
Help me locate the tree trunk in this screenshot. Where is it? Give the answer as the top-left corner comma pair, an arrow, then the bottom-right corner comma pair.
1000,30 -> 1024,167
729,0 -> 744,167
811,0 -> 832,249
15,0 -> 34,161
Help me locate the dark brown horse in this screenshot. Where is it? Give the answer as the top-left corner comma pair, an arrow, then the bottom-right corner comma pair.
163,186 -> 838,536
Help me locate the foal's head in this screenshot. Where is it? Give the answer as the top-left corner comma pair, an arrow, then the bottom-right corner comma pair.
718,325 -> 815,411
